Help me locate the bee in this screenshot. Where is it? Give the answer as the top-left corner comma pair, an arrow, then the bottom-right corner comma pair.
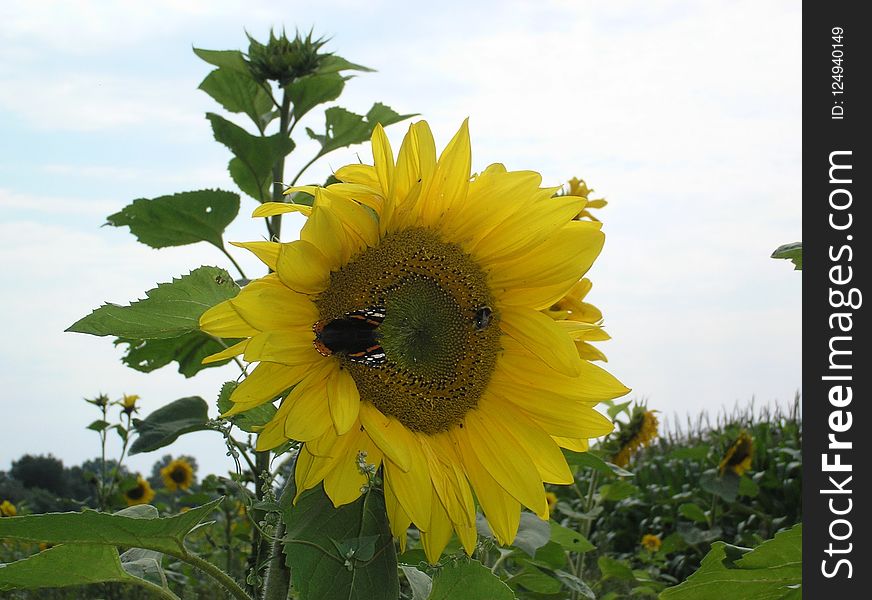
473,305 -> 493,331
312,307 -> 386,367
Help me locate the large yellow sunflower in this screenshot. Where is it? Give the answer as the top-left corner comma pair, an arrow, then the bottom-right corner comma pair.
200,120 -> 629,562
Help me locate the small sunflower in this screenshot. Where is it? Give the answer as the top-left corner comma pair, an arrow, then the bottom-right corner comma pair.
160,458 -> 195,491
611,405 -> 659,468
562,177 -> 607,221
0,500 -> 16,517
641,533 -> 661,553
118,393 -> 140,416
719,431 -> 754,476
200,120 -> 629,562
124,476 -> 156,506
545,491 -> 558,513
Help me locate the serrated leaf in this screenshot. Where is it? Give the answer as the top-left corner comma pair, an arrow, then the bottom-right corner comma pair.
193,48 -> 249,73
66,267 -> 239,339
206,113 -> 294,202
307,104 -> 416,158
549,522 -> 595,553
129,396 -> 210,455
771,242 -> 802,270
115,332 -> 236,378
0,544 -> 136,591
400,565 -> 432,600
199,67 -> 274,129
661,525 -> 801,599
106,189 -> 239,250
678,503 -> 708,524
288,73 -> 347,122
217,381 -> 277,432
428,559 -> 515,600
280,478 -> 398,600
0,498 -> 222,555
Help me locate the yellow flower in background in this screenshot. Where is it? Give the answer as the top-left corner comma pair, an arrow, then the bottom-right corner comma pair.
565,177 -> 607,221
0,500 -> 16,517
200,120 -> 629,562
719,431 -> 754,476
545,491 -> 558,513
612,406 -> 659,467
124,476 -> 156,506
160,458 -> 195,491
641,533 -> 662,552
119,393 -> 140,415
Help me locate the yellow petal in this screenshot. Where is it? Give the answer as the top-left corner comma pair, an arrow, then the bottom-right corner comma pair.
461,407 -> 548,519
294,445 -> 337,497
421,489 -> 453,564
419,119 -> 471,226
243,329 -> 317,364
230,241 -> 279,271
334,164 -> 379,188
300,204 -> 349,268
202,339 -> 248,364
384,474 -> 413,549
552,436 -> 590,452
499,306 -> 581,377
383,446 -> 432,531
454,430 -> 521,545
371,124 -> 395,197
226,361 -> 309,415
420,434 -> 475,528
230,275 -> 319,331
275,240 -> 332,294
282,364 -> 334,442
394,120 -> 437,205
255,417 -> 288,451
324,432 -> 383,507
327,366 -> 361,435
251,202 -> 312,218
359,403 -> 412,471
199,301 -> 258,338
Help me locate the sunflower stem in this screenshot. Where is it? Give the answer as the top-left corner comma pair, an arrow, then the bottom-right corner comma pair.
261,475 -> 295,600
169,549 -> 254,600
268,89 -> 292,241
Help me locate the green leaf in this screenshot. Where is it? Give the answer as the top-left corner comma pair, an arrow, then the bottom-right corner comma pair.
597,556 -> 636,582
676,523 -> 723,545
661,525 -> 801,599
0,544 -> 136,591
668,444 -> 711,461
562,449 -> 633,477
549,522 -> 595,553
555,570 -> 596,599
193,47 -> 249,73
510,566 -> 562,594
599,480 -> 639,502
699,469 -> 740,503
199,67 -> 274,129
428,559 -> 515,600
86,420 -> 111,432
678,503 -> 708,524
217,381 -> 277,432
306,104 -> 416,158
771,242 -> 802,270
399,565 -> 432,600
106,189 -> 240,250
281,480 -> 398,600
509,513 -> 551,557
288,73 -> 347,122
739,475 -> 759,498
606,399 -> 632,420
206,112 -> 294,202
0,498 -> 222,555
316,55 -> 374,75
129,396 -> 211,455
115,332 -> 237,378
66,266 -> 239,339
120,547 -> 167,587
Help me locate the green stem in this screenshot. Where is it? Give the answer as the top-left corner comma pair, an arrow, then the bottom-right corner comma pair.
127,576 -> 182,600
169,550 -> 254,600
244,451 -> 272,596
269,90 -> 292,241
261,476 -> 295,600
221,246 -> 248,281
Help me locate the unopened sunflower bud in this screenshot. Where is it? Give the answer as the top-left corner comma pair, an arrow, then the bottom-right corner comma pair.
246,29 -> 329,86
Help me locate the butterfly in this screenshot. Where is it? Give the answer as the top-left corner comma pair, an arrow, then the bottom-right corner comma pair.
312,307 -> 386,367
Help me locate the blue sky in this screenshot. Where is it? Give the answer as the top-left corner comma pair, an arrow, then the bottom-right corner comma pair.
0,0 -> 801,478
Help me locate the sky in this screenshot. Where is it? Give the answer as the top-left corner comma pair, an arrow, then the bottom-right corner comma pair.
0,0 -> 802,480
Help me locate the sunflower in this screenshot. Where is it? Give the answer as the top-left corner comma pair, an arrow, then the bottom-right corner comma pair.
160,457 -> 195,491
641,533 -> 661,553
118,393 -> 140,416
719,431 -> 754,476
563,177 -> 607,221
0,500 -> 16,517
124,476 -> 156,506
611,405 -> 659,467
200,120 -> 629,562
545,491 -> 558,513
546,278 -> 610,362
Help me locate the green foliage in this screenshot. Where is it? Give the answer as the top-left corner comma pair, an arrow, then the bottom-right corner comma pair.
10,455 -> 67,496
661,524 -> 801,599
280,480 -> 398,600
106,189 -> 240,250
288,73 -> 347,121
217,381 -> 277,433
771,242 -> 802,270
429,559 -> 516,600
306,104 -> 417,158
0,498 -> 221,555
115,331 -> 235,378
66,267 -> 239,339
0,544 -> 139,592
129,397 -> 211,455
